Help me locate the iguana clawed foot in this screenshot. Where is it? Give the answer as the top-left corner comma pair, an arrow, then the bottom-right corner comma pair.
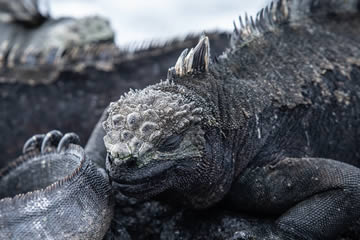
1,130 -> 113,239
22,130 -> 80,154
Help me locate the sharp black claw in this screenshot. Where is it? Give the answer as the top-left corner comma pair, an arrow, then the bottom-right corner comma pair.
22,134 -> 45,154
41,130 -> 63,153
23,130 -> 80,155
57,133 -> 80,152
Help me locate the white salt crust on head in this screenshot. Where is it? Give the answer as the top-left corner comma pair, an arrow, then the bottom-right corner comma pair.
103,87 -> 203,160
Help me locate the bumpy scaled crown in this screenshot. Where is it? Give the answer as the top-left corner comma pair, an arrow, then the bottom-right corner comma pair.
102,86 -> 203,159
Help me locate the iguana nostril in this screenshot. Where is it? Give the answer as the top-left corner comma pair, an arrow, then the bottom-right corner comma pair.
125,156 -> 137,168
107,153 -> 114,164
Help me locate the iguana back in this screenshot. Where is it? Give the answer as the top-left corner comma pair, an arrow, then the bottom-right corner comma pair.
171,0 -> 360,175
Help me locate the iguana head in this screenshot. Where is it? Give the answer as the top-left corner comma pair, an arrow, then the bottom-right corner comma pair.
103,36 -> 234,208
103,84 -> 207,202
103,87 -> 204,167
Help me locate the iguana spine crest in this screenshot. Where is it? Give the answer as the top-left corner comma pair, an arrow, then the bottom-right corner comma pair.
168,35 -> 211,78
231,0 -> 360,47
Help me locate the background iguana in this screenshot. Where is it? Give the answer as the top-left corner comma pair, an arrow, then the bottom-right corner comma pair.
0,0 -> 115,85
2,0 -> 360,239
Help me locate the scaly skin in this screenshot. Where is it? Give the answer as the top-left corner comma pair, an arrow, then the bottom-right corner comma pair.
0,132 -> 113,239
100,0 -> 360,239
3,0 -> 360,239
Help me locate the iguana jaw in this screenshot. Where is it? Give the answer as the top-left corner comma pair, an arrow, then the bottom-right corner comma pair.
106,153 -> 182,199
105,129 -> 234,209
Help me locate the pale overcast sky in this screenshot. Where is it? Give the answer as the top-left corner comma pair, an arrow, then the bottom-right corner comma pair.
49,0 -> 269,45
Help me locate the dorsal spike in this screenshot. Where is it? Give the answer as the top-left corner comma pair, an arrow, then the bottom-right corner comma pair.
174,48 -> 189,77
192,35 -> 210,72
270,1 -> 275,11
259,7 -> 265,23
250,16 -> 256,32
233,21 -> 239,35
168,35 -> 210,78
230,0 -> 360,48
184,48 -> 195,73
239,16 -> 245,29
245,13 -> 250,27
256,8 -> 266,31
270,1 -> 277,23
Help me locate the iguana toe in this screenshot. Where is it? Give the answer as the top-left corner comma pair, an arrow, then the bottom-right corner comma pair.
40,129 -> 63,153
22,133 -> 45,154
57,132 -> 81,152
23,130 -> 82,155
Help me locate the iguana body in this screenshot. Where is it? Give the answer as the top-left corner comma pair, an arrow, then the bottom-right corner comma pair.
101,0 -> 360,239
1,0 -> 360,239
0,0 -> 114,85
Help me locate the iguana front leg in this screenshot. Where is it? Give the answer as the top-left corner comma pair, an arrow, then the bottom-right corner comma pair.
1,130 -> 114,239
227,157 -> 360,240
85,109 -> 108,168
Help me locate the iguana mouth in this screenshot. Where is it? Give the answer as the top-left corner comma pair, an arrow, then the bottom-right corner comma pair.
112,153 -> 134,163
112,179 -> 167,198
107,152 -> 141,168
106,153 -> 176,184
106,153 -> 177,198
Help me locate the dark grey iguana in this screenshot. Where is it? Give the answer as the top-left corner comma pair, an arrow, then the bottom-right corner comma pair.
101,0 -> 360,238
2,0 -> 360,239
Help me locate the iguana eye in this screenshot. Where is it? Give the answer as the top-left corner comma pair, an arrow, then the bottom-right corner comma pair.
158,135 -> 183,152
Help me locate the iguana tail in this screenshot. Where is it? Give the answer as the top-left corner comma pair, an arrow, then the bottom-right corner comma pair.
0,0 -> 49,27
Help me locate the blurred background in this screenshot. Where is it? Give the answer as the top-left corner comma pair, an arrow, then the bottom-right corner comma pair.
49,0 -> 270,45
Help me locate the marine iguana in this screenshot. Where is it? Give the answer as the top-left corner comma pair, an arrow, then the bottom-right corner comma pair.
2,0 -> 360,239
0,0 -> 115,85
101,0 -> 360,238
